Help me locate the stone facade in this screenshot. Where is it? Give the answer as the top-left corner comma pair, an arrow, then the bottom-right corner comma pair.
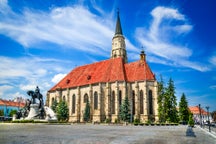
47,80 -> 158,123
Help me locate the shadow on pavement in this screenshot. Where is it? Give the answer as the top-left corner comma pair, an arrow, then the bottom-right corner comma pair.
186,126 -> 196,137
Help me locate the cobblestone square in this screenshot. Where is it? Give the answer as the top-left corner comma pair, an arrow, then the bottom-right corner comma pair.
0,124 -> 216,144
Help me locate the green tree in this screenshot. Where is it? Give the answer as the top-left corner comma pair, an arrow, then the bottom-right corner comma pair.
83,99 -> 90,122
188,113 -> 195,127
157,75 -> 166,123
51,99 -> 58,113
9,109 -> 17,117
0,109 -> 4,116
165,78 -> 178,123
179,93 -> 190,123
57,100 -> 69,121
119,96 -> 130,122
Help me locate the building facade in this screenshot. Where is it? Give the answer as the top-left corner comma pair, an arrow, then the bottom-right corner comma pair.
46,12 -> 159,123
0,99 -> 25,119
189,106 -> 213,124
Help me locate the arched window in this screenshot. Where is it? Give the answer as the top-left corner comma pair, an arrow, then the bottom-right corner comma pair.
111,91 -> 115,114
140,90 -> 144,114
132,91 -> 135,115
94,92 -> 98,110
119,90 -> 122,107
84,93 -> 88,103
149,90 -> 153,115
72,94 -> 76,114
63,96 -> 66,101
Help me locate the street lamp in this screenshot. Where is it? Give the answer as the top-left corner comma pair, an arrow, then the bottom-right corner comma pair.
206,106 -> 211,132
198,104 -> 202,127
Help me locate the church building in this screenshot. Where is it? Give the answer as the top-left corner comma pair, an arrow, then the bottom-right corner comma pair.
46,12 -> 159,123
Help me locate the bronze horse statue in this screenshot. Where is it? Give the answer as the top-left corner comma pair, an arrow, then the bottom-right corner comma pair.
27,86 -> 43,108
16,86 -> 45,119
26,86 -> 45,118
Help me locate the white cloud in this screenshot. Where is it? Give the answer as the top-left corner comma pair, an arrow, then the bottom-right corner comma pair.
149,6 -> 185,41
0,5 -> 110,55
0,57 -> 30,78
0,56 -> 73,100
151,6 -> 185,21
19,84 -> 37,91
177,59 -> 210,72
209,56 -> 216,66
0,2 -> 137,58
0,85 -> 13,98
173,25 -> 193,34
0,0 -> 10,14
125,39 -> 139,52
51,73 -> 66,83
10,92 -> 26,100
135,6 -> 209,72
0,56 -> 59,79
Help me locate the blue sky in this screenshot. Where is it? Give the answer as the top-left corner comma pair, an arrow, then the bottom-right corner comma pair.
0,0 -> 215,111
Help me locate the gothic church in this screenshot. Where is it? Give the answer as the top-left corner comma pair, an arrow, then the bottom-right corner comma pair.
46,12 -> 159,122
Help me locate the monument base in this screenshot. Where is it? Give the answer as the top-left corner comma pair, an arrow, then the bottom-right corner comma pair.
14,86 -> 58,122
44,106 -> 57,121
25,104 -> 39,120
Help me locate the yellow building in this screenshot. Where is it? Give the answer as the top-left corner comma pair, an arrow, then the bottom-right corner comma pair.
46,12 -> 159,123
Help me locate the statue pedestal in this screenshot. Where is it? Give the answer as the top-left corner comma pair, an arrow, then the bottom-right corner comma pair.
44,106 -> 57,121
25,104 -> 39,120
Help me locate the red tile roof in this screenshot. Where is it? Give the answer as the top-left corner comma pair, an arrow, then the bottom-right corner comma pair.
0,99 -> 25,107
189,106 -> 208,115
49,58 -> 155,91
125,60 -> 155,81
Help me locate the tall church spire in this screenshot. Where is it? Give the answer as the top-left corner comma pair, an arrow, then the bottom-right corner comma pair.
115,10 -> 123,35
111,10 -> 127,63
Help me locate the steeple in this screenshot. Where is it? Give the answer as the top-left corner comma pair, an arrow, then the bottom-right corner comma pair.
115,10 -> 123,35
140,49 -> 146,62
111,10 -> 127,63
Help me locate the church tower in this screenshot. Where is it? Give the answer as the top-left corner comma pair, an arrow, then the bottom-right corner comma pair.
111,11 -> 127,63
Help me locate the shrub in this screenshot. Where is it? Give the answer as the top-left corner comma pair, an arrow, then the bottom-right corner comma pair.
0,109 -> 4,116
105,118 -> 111,123
57,100 -> 69,122
114,118 -> 119,124
133,118 -> 140,125
188,114 -> 195,127
9,110 -> 17,117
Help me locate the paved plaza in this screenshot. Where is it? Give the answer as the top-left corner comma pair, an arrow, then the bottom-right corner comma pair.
0,124 -> 216,144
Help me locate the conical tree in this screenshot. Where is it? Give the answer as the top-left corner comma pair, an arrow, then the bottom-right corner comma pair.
179,93 -> 189,123
158,75 -> 166,122
83,99 -> 90,122
51,99 -> 58,113
188,112 -> 195,127
119,96 -> 130,122
57,100 -> 69,121
165,78 -> 178,123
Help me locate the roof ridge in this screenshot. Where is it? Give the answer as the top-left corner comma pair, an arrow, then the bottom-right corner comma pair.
49,57 -> 156,91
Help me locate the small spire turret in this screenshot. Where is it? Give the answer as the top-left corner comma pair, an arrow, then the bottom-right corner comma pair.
140,47 -> 146,61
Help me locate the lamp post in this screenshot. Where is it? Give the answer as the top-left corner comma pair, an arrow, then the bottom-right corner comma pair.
130,94 -> 133,123
206,106 -> 211,132
198,104 -> 202,127
18,98 -> 20,110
